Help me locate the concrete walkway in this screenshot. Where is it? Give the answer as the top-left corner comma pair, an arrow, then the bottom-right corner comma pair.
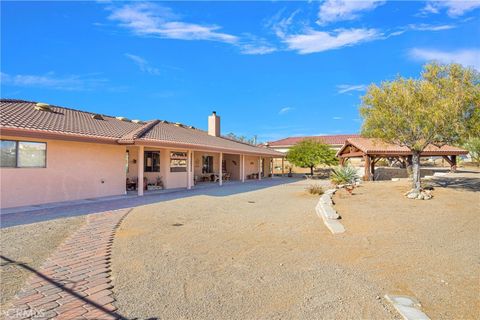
1,178 -> 297,228
4,209 -> 130,320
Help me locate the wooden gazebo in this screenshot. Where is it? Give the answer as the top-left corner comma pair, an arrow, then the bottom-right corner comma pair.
336,137 -> 469,181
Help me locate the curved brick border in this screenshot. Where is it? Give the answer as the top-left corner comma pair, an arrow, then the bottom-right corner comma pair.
4,209 -> 131,320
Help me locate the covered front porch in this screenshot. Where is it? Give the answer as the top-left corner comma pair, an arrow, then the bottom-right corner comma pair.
126,145 -> 281,196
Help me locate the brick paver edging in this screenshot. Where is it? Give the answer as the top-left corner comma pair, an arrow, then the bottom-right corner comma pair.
4,209 -> 131,320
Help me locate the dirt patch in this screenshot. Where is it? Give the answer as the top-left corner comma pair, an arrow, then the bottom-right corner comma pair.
332,174 -> 480,319
112,180 -> 396,319
0,216 -> 85,310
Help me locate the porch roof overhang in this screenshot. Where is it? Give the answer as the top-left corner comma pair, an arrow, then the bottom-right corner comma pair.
0,127 -> 120,145
134,139 -> 285,157
337,137 -> 469,159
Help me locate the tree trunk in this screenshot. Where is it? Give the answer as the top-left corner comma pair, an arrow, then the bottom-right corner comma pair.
411,151 -> 421,191
310,166 -> 314,176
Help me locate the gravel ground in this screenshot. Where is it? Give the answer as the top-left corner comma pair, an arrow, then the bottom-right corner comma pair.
112,180 -> 396,319
0,216 -> 85,311
332,171 -> 480,319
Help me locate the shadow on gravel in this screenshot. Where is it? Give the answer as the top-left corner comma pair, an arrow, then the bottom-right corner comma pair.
1,178 -> 301,228
431,177 -> 480,192
0,255 -> 129,320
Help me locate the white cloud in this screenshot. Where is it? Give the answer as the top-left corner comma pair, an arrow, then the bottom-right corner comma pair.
408,23 -> 456,31
240,44 -> 277,55
409,48 -> 480,70
108,2 -> 278,55
337,84 -> 367,94
282,28 -> 381,54
278,107 -> 294,115
238,35 -> 277,55
317,0 -> 385,25
420,1 -> 480,17
333,116 -> 343,120
1,72 -> 108,91
125,53 -> 160,75
108,2 -> 238,44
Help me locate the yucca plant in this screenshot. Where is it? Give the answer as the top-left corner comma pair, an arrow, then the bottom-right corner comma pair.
330,166 -> 359,185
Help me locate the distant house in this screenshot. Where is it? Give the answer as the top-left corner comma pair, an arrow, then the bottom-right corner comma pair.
0,99 -> 283,209
265,134 -> 359,174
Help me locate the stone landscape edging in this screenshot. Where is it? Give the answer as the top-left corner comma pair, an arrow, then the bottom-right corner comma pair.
385,294 -> 430,320
315,189 -> 345,234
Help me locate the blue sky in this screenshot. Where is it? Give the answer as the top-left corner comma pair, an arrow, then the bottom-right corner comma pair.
1,1 -> 479,142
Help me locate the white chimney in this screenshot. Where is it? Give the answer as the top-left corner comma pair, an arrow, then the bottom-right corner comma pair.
208,111 -> 220,137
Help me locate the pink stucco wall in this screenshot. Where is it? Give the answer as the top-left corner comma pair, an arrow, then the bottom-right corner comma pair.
126,146 -> 188,189
0,136 -> 127,209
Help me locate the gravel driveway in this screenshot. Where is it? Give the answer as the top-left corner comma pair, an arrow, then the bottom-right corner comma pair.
111,180 -> 395,319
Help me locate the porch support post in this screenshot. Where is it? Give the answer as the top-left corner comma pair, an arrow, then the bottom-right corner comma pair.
270,158 -> 273,177
219,152 -> 223,186
281,157 -> 285,177
258,157 -> 262,180
187,150 -> 192,189
191,151 -> 195,186
241,154 -> 245,182
137,145 -> 144,196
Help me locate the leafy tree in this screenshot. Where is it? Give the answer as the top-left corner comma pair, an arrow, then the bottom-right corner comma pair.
360,63 -> 480,193
286,139 -> 338,175
464,137 -> 480,166
225,132 -> 258,145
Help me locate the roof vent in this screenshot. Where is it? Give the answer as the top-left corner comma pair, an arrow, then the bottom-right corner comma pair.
116,116 -> 131,122
132,119 -> 144,124
92,114 -> 104,120
34,102 -> 52,112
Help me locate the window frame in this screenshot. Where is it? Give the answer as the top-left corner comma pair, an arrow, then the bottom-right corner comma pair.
144,150 -> 160,172
170,151 -> 188,173
0,139 -> 47,168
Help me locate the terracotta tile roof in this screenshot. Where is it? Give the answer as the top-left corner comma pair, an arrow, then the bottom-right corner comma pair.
1,99 -> 143,140
267,134 -> 359,147
139,122 -> 282,155
0,99 -> 283,157
338,137 -> 468,157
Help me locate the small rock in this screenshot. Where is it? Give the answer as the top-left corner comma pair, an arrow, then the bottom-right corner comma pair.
407,192 -> 419,199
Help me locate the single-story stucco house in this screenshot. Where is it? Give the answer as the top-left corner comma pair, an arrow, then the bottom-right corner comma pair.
0,99 -> 284,209
265,134 -> 359,174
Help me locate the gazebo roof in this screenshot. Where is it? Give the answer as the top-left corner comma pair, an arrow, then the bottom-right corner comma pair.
337,137 -> 468,158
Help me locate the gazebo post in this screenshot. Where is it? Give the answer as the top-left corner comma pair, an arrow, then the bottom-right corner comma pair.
363,155 -> 371,181
442,155 -> 457,172
451,155 -> 457,172
340,157 -> 345,166
370,156 -> 376,180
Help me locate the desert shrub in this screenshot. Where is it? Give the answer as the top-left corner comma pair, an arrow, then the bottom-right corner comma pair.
306,184 -> 324,195
330,166 -> 360,185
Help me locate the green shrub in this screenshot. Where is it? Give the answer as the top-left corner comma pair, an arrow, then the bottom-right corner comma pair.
306,184 -> 324,195
330,166 -> 359,185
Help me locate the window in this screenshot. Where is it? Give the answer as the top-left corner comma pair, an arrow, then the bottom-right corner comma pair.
0,140 -> 46,168
170,151 -> 187,172
202,156 -> 213,174
144,151 -> 160,172
1,141 -> 16,167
